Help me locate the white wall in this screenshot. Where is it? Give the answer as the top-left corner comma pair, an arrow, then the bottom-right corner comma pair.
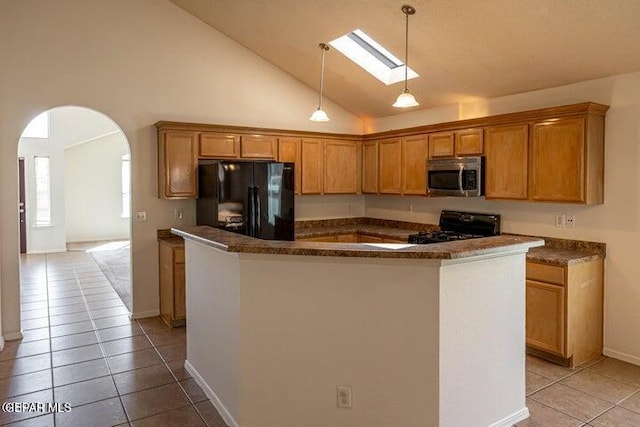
364,71 -> 640,364
0,0 -> 362,335
65,132 -> 130,242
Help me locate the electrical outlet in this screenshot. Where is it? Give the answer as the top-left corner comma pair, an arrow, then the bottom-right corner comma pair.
135,211 -> 147,222
174,208 -> 184,220
566,215 -> 576,228
555,214 -> 566,228
337,385 -> 352,409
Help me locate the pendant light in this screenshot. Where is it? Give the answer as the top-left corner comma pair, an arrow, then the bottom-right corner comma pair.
310,43 -> 330,122
393,5 -> 419,108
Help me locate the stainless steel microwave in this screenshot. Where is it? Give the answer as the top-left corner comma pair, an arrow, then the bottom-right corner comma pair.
426,156 -> 484,197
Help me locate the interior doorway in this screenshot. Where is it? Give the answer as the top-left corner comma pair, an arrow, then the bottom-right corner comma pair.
17,106 -> 133,310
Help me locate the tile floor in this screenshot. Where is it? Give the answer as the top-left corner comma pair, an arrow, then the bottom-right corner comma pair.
1,251 -> 227,426
5,251 -> 640,426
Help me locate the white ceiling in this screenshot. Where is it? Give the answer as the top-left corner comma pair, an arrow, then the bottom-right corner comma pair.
170,0 -> 640,118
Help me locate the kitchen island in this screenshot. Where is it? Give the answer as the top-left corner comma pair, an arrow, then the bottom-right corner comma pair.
172,225 -> 543,427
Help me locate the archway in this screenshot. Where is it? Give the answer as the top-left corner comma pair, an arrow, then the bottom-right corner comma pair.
17,106 -> 133,310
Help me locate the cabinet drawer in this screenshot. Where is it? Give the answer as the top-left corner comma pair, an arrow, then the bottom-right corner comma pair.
241,135 -> 277,159
174,247 -> 185,264
200,133 -> 240,158
526,262 -> 565,286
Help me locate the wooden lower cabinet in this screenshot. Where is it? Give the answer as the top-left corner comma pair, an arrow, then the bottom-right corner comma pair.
336,234 -> 358,243
525,259 -> 603,367
159,239 -> 186,327
358,235 -> 383,243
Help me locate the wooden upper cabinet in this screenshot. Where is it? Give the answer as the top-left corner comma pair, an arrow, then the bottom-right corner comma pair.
158,130 -> 198,199
278,137 -> 301,195
485,124 -> 529,200
241,135 -> 277,159
378,139 -> 402,194
362,141 -> 378,194
530,118 -> 585,203
301,138 -> 324,194
455,128 -> 484,155
323,139 -> 360,194
200,133 -> 240,158
428,132 -> 455,158
402,135 -> 428,195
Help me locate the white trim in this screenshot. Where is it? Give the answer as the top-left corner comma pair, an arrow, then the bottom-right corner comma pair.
184,360 -> 238,427
27,248 -> 67,254
128,309 -> 160,320
0,336 -> 4,351
4,331 -> 24,341
603,348 -> 640,366
63,130 -> 121,149
487,407 -> 530,427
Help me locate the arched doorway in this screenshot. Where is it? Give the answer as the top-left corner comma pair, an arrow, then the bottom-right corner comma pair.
17,106 -> 133,310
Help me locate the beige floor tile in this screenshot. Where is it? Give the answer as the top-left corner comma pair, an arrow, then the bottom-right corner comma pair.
194,401 -> 230,427
121,382 -> 190,421
517,399 -> 584,426
54,376 -> 118,407
527,370 -> 554,395
146,328 -> 186,347
113,364 -> 176,395
619,390 -> 640,414
156,343 -> 186,362
590,406 -> 640,426
55,397 -> 127,427
526,355 -> 578,381
586,358 -> 640,387
180,378 -> 208,403
0,369 -> 52,398
529,383 -> 613,422
107,348 -> 163,374
0,353 -> 51,379
7,413 -> 55,426
130,405 -> 206,427
101,335 -> 153,357
561,370 -> 639,403
52,358 -> 110,387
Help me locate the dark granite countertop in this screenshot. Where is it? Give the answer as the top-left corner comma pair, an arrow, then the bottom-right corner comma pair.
172,226 -> 543,260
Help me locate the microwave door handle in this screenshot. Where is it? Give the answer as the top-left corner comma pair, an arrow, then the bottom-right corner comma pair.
458,166 -> 465,195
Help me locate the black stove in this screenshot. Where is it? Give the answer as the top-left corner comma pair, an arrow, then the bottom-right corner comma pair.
408,210 -> 501,244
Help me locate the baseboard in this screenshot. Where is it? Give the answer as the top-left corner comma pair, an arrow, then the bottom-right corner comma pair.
488,407 -> 530,427
27,248 -> 67,254
4,331 -> 24,341
184,360 -> 238,427
603,348 -> 640,366
128,309 -> 160,320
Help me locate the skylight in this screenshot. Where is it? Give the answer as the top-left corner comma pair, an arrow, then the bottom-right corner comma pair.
329,29 -> 419,85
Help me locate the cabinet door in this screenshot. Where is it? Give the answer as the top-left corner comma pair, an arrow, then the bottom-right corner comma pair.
241,135 -> 277,159
402,135 -> 428,195
530,118 -> 585,203
526,280 -> 566,356
485,124 -> 529,200
378,139 -> 402,194
278,137 -> 301,195
324,139 -> 359,194
173,262 -> 186,319
200,133 -> 240,158
158,130 -> 198,199
362,141 -> 378,194
455,128 -> 484,156
301,138 -> 323,194
428,132 -> 455,158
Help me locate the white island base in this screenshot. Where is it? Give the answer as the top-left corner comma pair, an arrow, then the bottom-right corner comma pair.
183,239 -> 532,427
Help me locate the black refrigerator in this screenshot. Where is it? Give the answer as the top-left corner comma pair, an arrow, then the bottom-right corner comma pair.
196,160 -> 295,241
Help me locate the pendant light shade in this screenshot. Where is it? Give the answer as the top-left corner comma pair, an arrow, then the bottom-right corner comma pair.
310,43 -> 330,122
394,5 -> 419,108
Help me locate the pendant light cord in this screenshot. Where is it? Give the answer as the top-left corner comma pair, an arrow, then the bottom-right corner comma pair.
318,43 -> 329,110
404,11 -> 409,92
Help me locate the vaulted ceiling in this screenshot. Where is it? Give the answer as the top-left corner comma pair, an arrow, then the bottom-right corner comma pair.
170,0 -> 640,118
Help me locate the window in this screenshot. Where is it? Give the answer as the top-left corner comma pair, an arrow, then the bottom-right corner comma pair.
330,29 -> 419,85
34,156 -> 51,226
22,112 -> 50,138
121,154 -> 130,218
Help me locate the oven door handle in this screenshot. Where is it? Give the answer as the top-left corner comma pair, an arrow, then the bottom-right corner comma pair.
458,166 -> 465,195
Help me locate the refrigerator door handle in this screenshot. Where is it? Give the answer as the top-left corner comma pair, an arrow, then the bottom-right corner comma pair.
247,186 -> 255,237
254,186 -> 261,237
